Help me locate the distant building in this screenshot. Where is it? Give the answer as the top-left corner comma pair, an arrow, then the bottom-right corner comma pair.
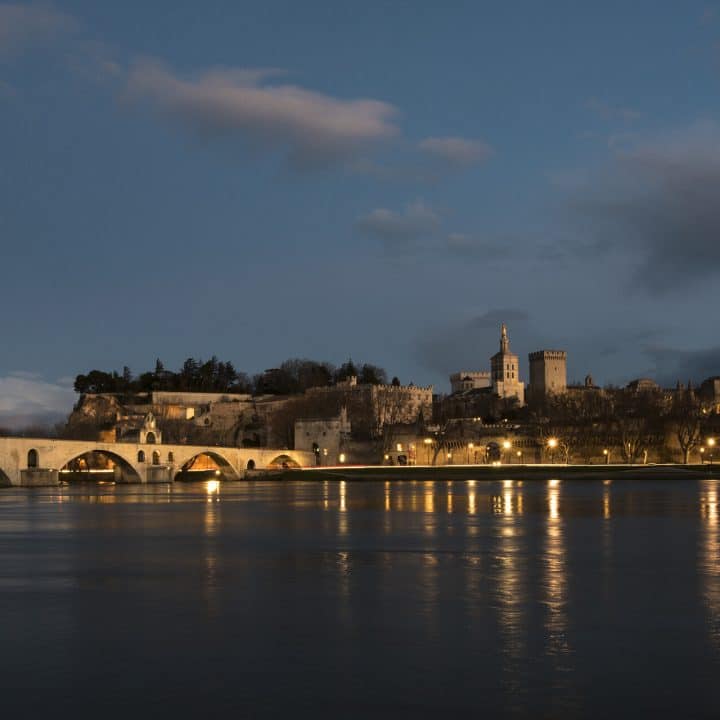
117,412 -> 162,444
294,409 -> 351,466
528,350 -> 567,403
700,377 -> 720,411
626,378 -> 661,393
490,324 -> 525,405
449,371 -> 491,394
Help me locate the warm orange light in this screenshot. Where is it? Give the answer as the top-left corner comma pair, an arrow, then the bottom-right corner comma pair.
548,438 -> 559,449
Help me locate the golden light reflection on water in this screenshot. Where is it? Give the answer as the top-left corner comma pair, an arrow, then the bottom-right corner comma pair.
204,483 -> 220,616
700,482 -> 720,650
603,486 -> 611,520
424,482 -> 435,514
498,515 -> 525,688
338,481 -> 348,536
545,481 -> 570,661
468,482 -> 477,515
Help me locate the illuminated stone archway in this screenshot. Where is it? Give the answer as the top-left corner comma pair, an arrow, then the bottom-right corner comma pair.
175,450 -> 240,481
58,449 -> 142,484
267,454 -> 301,469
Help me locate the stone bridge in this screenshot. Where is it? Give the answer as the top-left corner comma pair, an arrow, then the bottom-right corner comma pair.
0,437 -> 314,487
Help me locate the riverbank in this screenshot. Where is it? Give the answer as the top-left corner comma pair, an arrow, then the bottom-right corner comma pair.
272,463 -> 720,482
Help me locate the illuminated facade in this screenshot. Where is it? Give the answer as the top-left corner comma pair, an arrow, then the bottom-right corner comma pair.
491,324 -> 525,405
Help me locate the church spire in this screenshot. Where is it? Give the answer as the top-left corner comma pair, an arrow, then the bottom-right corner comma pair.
500,323 -> 509,354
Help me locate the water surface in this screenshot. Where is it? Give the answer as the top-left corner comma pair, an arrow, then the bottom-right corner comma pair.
1,478 -> 719,718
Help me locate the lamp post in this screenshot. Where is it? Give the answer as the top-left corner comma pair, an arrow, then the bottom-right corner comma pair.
548,437 -> 558,464
701,447 -> 706,464
603,448 -> 609,465
516,449 -> 522,465
709,438 -> 716,466
423,437 -> 433,465
502,440 -> 511,464
467,442 -> 474,464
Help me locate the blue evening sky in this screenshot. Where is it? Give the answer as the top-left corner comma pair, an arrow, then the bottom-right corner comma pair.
2,1 -> 720,423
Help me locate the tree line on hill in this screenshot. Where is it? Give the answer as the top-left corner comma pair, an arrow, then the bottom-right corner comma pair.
73,357 -> 395,397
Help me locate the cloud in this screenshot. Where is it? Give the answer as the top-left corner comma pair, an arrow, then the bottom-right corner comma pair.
640,344 -> 720,387
444,232 -> 513,258
566,122 -> 720,292
355,201 -> 439,249
0,373 -> 75,428
584,98 -> 642,123
124,59 -> 399,168
416,309 -> 538,379
0,3 -> 79,55
418,136 -> 491,166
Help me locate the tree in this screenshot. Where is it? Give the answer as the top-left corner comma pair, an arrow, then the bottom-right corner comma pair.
667,391 -> 707,463
360,363 -> 387,385
336,360 -> 359,382
611,388 -> 666,464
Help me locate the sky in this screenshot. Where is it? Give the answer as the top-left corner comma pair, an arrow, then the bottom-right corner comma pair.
2,1 -> 720,425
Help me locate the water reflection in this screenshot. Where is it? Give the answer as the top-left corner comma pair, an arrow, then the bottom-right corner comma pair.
338,480 -> 348,536
204,480 -> 220,616
544,481 -> 570,663
497,482 -> 526,696
700,481 -> 720,651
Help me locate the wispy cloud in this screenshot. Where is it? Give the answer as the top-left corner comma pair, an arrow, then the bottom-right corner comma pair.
567,121 -> 720,293
584,98 -> 642,123
0,2 -> 79,56
356,201 -> 439,250
0,372 -> 75,428
124,59 -> 399,169
418,136 -> 492,166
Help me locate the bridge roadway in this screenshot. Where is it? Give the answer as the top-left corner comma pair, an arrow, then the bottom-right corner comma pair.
0,436 -> 314,487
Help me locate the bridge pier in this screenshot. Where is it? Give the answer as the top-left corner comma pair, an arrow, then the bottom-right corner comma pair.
20,469 -> 59,487
144,465 -> 173,483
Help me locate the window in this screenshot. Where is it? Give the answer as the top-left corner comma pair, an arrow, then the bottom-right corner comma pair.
246,459 -> 256,470
168,452 -> 174,463
138,450 -> 145,463
27,449 -> 39,468
152,451 -> 160,465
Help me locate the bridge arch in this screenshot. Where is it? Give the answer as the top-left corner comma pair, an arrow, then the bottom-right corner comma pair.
267,454 -> 301,469
174,450 -> 240,482
57,449 -> 142,484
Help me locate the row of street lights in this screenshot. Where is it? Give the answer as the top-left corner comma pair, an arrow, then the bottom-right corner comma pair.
420,435 -> 717,465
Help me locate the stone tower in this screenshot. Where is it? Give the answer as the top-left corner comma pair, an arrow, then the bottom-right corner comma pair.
490,323 -> 525,404
528,350 -> 567,403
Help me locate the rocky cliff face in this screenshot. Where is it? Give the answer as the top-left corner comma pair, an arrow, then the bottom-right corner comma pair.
63,394 -> 124,439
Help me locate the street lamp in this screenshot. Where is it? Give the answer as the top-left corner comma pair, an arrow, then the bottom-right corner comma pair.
467,442 -> 474,464
701,447 -> 706,464
423,437 -> 433,465
447,451 -> 453,465
502,439 -> 511,464
548,437 -> 558,464
516,450 -> 522,464
603,448 -> 609,465
708,438 -> 716,466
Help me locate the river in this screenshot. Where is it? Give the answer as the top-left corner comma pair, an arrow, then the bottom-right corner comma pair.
1,478 -> 719,718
